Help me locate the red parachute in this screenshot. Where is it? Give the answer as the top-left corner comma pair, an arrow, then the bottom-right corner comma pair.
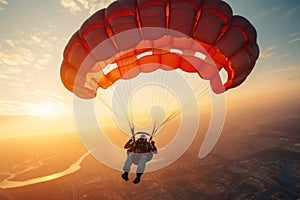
60,0 -> 259,99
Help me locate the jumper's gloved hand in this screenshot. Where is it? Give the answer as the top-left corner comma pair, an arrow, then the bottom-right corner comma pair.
151,141 -> 155,145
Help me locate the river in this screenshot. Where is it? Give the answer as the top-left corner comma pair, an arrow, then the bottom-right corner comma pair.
0,151 -> 90,189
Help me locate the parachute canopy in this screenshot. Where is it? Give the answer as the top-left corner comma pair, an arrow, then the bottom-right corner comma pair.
60,0 -> 259,99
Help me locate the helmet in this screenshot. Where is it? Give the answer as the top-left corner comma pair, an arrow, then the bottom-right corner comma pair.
139,134 -> 146,139
138,134 -> 147,143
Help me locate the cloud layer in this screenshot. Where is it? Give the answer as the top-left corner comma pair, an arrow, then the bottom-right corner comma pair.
60,0 -> 114,15
0,30 -> 54,83
0,0 -> 8,11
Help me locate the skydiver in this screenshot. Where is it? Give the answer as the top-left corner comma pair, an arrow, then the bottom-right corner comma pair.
121,134 -> 157,184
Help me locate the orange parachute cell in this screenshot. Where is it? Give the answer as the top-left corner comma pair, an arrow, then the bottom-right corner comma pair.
60,0 -> 259,99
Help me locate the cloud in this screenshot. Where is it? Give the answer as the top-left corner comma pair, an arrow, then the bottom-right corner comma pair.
288,37 -> 300,44
0,33 -> 53,66
283,4 -> 300,19
0,100 -> 31,115
289,32 -> 299,37
0,0 -> 8,5
77,0 -> 89,9
0,99 -> 70,116
287,74 -> 300,81
5,39 -> 15,47
89,0 -> 114,14
60,0 -> 82,15
0,46 -> 35,66
259,45 -> 276,59
269,66 -> 297,73
0,32 -> 54,84
0,0 -> 8,11
34,53 -> 52,69
30,35 -> 42,43
60,0 -> 114,15
0,94 -> 73,115
277,52 -> 291,59
255,6 -> 280,19
257,66 -> 298,79
287,31 -> 300,44
0,74 -> 10,80
28,34 -> 51,48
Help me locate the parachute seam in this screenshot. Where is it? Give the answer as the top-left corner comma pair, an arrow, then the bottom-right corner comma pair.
166,0 -> 170,30
61,62 -> 78,86
220,17 -> 256,66
81,24 -> 104,39
65,43 -> 82,85
230,45 -> 252,74
135,0 -> 144,40
214,21 -> 231,45
103,8 -> 123,93
78,33 -> 91,53
77,21 -> 109,83
217,17 -> 246,90
218,22 -> 248,60
104,9 -> 120,51
66,42 -> 80,64
190,0 -> 202,36
77,35 -> 104,87
210,17 -> 233,70
99,9 -> 122,87
210,16 -> 234,89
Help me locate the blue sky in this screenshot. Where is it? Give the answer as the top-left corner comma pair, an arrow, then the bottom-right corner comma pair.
225,0 -> 300,99
0,0 -> 299,116
229,0 -> 300,62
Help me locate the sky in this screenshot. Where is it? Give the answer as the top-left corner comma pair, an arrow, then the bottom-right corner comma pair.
0,0 -> 299,121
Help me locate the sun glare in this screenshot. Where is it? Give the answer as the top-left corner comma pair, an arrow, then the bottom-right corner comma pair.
34,101 -> 59,117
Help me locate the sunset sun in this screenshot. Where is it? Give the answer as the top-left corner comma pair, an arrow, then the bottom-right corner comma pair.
34,101 -> 59,117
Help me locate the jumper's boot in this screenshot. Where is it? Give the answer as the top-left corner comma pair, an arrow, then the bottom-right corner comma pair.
121,172 -> 129,181
133,173 -> 143,184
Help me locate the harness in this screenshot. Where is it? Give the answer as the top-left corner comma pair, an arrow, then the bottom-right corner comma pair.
132,142 -> 150,153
